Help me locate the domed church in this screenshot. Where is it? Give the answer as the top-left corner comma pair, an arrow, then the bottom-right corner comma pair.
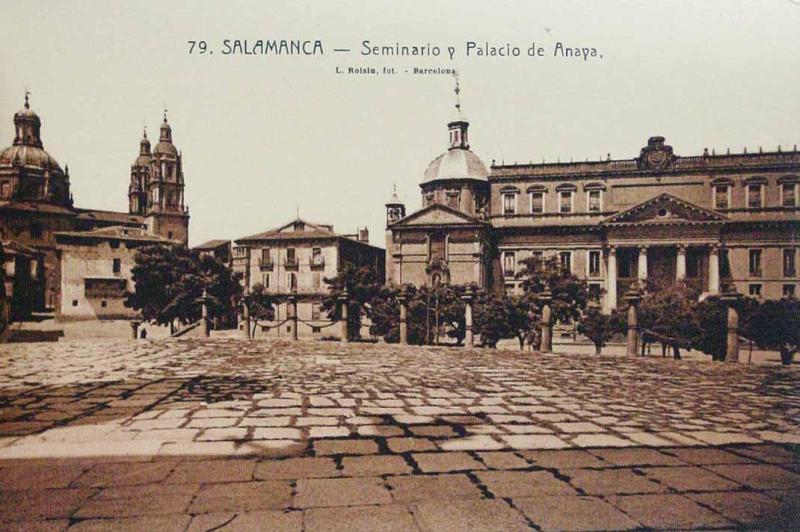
0,94 -> 189,320
385,79 -> 494,288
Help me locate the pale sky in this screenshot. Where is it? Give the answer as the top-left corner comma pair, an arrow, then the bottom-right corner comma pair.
1,0 -> 798,247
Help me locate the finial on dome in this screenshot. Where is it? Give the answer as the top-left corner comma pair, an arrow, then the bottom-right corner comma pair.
454,71 -> 461,112
163,106 -> 168,123
143,125 -> 147,139
24,89 -> 30,109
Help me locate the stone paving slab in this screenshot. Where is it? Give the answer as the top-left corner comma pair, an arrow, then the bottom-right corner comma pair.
1,339 -> 800,529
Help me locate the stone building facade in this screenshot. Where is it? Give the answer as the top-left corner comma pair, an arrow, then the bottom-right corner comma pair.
387,91 -> 799,308
55,227 -> 175,320
0,95 -> 189,319
234,219 -> 385,338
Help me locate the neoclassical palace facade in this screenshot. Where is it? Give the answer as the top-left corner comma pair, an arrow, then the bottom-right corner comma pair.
386,93 -> 800,309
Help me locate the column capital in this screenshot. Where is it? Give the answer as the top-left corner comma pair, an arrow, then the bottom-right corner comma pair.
638,244 -> 649,255
607,245 -> 617,256
676,244 -> 688,254
709,243 -> 720,255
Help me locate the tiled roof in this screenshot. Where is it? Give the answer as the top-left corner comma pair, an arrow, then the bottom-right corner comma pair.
54,225 -> 175,244
74,208 -> 145,226
194,239 -> 230,250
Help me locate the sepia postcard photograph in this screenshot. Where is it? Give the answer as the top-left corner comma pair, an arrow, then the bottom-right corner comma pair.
1,0 -> 799,530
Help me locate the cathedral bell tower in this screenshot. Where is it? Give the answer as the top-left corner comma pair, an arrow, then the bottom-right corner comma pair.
128,109 -> 189,244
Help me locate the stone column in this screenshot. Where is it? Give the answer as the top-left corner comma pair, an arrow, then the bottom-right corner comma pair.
288,294 -> 298,341
242,293 -> 250,340
676,245 -> 687,281
637,245 -> 648,283
197,290 -> 211,337
606,246 -> 618,313
708,244 -> 720,295
624,288 -> 642,357
720,290 -> 741,363
338,289 -> 349,343
461,285 -> 476,347
397,288 -> 408,345
540,290 -> 552,354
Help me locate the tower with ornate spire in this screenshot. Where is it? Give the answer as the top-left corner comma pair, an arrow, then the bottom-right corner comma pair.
127,108 -> 189,244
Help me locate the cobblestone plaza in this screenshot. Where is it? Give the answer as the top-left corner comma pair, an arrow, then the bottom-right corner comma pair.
0,339 -> 799,530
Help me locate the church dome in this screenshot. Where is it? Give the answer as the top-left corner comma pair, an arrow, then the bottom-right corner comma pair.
423,148 -> 488,183
0,94 -> 70,207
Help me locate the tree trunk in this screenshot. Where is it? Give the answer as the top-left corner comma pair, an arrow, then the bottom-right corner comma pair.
672,345 -> 681,360
780,347 -> 794,366
517,335 -> 524,351
594,343 -> 602,356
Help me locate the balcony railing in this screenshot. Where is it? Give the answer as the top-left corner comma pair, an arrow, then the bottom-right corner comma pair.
284,258 -> 299,270
310,257 -> 325,270
259,258 -> 274,271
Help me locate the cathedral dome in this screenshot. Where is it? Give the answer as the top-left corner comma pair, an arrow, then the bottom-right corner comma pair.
0,94 -> 70,207
423,148 -> 488,183
0,95 -> 64,176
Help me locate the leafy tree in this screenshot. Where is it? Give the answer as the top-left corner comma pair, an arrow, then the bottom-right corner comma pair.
321,263 -> 382,340
243,282 -> 276,337
516,255 -> 590,324
125,245 -> 241,331
368,284 -> 402,342
369,283 -> 466,345
637,281 -> 701,359
746,298 -> 800,365
578,307 -> 626,355
473,291 -> 534,349
692,295 -> 759,361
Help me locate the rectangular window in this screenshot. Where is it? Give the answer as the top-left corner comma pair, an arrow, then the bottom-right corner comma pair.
747,184 -> 763,209
503,251 -> 516,277
30,222 -> 43,239
720,248 -> 731,278
446,192 -> 459,209
262,273 -> 270,287
287,248 -> 296,265
783,183 -> 797,207
587,190 -> 602,212
749,249 -> 762,277
72,299 -> 78,307
110,240 -> 120,249
312,326 -> 322,333
784,284 -> 796,298
559,251 -> 572,273
503,193 -> 516,215
312,247 -> 322,266
588,283 -> 601,302
112,258 -> 121,274
749,284 -> 762,297
167,231 -> 173,240
588,250 -> 601,276
714,185 -> 730,209
101,300 -> 108,308
530,192 -> 544,214
784,249 -> 796,277
311,303 -> 321,320
261,248 -> 271,265
0,181 -> 9,197
559,191 -> 573,213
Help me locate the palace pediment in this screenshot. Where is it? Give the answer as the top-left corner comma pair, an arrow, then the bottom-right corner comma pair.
390,204 -> 484,228
602,193 -> 728,226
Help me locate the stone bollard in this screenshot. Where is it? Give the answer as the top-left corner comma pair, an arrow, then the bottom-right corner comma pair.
397,287 -> 408,345
624,288 -> 642,357
461,285 -> 476,347
540,290 -> 552,354
197,289 -> 211,338
338,288 -> 350,343
130,320 -> 140,340
241,295 -> 251,339
288,294 -> 298,341
720,289 -> 741,363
